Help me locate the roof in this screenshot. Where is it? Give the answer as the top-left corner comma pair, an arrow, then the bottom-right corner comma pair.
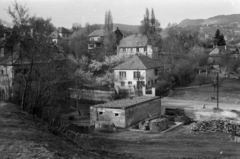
88,29 -> 108,37
49,31 -> 61,39
209,46 -> 231,56
118,34 -> 148,48
58,27 -> 72,34
113,55 -> 161,70
92,96 -> 159,109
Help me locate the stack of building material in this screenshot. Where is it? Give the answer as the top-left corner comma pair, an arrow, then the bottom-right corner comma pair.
149,118 -> 169,133
190,119 -> 240,136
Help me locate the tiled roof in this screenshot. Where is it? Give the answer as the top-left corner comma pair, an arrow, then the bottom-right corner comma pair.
113,55 -> 161,70
49,31 -> 61,39
58,27 -> 72,34
118,34 -> 148,48
209,46 -> 231,56
88,29 -> 108,37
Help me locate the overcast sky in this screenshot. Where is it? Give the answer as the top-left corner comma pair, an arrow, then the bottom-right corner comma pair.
1,0 -> 240,28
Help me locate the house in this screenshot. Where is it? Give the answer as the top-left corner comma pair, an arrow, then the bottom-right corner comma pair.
49,27 -> 73,44
88,27 -> 123,51
113,55 -> 162,89
117,34 -> 158,59
208,45 -> 235,65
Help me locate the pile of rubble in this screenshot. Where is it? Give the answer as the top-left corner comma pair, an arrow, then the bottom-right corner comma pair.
190,119 -> 240,136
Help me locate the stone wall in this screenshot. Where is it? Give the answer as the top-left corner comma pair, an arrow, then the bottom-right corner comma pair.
125,97 -> 161,127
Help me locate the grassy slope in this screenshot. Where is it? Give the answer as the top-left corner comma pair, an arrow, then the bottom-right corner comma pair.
170,78 -> 240,104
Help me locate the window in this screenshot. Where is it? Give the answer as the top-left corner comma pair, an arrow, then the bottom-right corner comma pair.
133,71 -> 140,79
121,81 -> 125,86
99,111 -> 103,115
115,113 -> 119,116
119,71 -> 126,79
1,70 -> 4,74
154,69 -> 158,75
128,81 -> 132,85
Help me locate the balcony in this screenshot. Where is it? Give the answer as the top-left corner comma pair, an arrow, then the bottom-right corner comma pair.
89,37 -> 103,43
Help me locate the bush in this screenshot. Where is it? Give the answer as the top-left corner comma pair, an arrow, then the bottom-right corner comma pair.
155,80 -> 172,95
195,74 -> 209,86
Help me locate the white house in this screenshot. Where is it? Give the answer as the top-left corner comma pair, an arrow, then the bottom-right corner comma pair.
113,55 -> 161,89
117,34 -> 158,59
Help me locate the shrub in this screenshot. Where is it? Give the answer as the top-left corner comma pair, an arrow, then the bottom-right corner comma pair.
155,80 -> 172,95
195,74 -> 209,86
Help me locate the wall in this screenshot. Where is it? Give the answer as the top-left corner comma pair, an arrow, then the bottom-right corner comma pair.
114,69 -> 146,88
125,97 -> 161,127
145,69 -> 159,86
117,46 -> 153,58
69,88 -> 115,102
0,65 -> 13,99
90,107 -> 125,127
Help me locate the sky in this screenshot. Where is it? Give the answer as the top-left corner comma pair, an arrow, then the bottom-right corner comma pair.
1,0 -> 240,29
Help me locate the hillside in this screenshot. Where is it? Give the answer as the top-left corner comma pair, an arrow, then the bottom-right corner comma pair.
178,14 -> 240,26
0,101 -> 139,159
178,14 -> 240,44
178,19 -> 204,27
113,23 -> 139,33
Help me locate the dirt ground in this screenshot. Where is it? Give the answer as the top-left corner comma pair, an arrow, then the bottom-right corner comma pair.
99,125 -> 240,159
0,101 -> 140,159
96,104 -> 240,159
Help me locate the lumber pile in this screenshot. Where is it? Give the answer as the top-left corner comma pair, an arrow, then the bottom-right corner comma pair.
190,119 -> 240,136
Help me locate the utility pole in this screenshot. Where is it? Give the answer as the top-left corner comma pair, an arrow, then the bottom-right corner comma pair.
216,72 -> 219,109
137,69 -> 140,96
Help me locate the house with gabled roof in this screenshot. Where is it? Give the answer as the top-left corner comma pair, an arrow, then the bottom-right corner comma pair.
117,34 -> 158,59
113,55 -> 161,89
88,27 -> 123,51
49,27 -> 73,44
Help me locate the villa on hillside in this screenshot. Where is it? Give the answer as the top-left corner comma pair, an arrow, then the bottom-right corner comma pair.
208,45 -> 239,67
117,34 -> 158,59
113,55 -> 162,89
88,27 -> 123,51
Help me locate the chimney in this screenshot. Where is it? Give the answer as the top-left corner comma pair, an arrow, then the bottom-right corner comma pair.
30,29 -> 33,37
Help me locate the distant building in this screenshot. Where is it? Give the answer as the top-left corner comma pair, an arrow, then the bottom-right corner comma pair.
0,28 -> 65,100
88,27 -> 123,51
113,55 -> 161,89
117,34 -> 158,59
208,45 -> 239,66
49,27 -> 73,44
